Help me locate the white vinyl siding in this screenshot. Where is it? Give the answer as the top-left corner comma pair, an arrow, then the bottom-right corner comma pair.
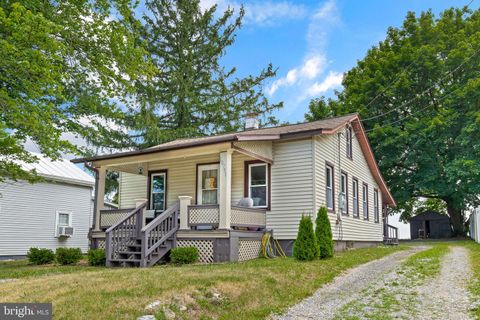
0,181 -> 92,256
267,139 -> 314,239
314,131 -> 383,242
119,152 -> 255,210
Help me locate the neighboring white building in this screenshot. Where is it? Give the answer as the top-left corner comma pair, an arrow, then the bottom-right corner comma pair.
470,207 -> 480,243
0,153 -> 94,259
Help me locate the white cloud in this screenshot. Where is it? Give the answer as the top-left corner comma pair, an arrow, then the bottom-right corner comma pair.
306,71 -> 343,97
199,0 -> 306,26
265,0 -> 344,115
267,55 -> 326,96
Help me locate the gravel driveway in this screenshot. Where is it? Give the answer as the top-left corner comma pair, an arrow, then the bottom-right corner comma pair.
415,246 -> 472,320
274,245 -> 473,320
274,246 -> 428,320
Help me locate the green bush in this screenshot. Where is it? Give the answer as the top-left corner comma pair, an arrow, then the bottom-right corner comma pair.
87,249 -> 106,266
316,206 -> 334,259
293,215 -> 319,261
170,247 -> 199,264
55,247 -> 83,265
27,248 -> 55,265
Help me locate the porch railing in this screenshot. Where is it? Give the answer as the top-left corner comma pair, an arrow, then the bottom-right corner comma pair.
187,204 -> 266,229
188,205 -> 220,227
105,202 -> 146,266
384,224 -> 399,245
231,206 -> 266,228
100,208 -> 133,229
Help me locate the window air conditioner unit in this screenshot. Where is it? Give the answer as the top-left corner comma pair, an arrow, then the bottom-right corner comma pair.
57,226 -> 74,237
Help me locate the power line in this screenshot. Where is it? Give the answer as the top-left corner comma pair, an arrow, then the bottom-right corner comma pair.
361,83 -> 465,134
361,46 -> 480,122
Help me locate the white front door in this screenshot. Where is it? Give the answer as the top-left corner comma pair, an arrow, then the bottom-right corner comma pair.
197,164 -> 219,205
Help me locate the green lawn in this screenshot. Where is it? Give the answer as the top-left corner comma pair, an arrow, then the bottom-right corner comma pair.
463,240 -> 480,319
0,246 -> 404,320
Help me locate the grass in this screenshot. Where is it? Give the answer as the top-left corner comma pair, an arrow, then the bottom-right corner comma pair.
461,240 -> 480,319
0,259 -> 100,279
0,246 -> 404,320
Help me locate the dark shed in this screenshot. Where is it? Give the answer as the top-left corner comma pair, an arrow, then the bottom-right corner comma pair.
409,211 -> 452,239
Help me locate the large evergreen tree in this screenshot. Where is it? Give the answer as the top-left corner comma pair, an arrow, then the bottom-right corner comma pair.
130,0 -> 282,147
306,7 -> 480,235
1,0 -> 151,182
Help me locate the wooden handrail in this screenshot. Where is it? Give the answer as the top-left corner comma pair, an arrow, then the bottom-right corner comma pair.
141,203 -> 179,233
105,202 -> 147,233
231,205 -> 267,213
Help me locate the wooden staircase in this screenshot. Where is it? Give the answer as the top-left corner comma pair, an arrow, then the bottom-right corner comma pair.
105,202 -> 179,267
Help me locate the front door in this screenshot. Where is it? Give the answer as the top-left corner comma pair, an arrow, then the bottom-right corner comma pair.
197,164 -> 219,205
150,172 -> 166,212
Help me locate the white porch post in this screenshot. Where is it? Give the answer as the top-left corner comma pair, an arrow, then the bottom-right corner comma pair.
179,196 -> 192,230
219,150 -> 233,229
95,166 -> 106,231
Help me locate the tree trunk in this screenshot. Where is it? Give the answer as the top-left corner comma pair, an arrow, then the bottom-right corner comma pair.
446,202 -> 465,236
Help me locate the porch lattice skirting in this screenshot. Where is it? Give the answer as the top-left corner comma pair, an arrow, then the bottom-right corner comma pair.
177,239 -> 214,263
238,240 -> 262,262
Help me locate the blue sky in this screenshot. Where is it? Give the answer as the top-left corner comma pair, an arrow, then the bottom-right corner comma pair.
185,0 -> 478,124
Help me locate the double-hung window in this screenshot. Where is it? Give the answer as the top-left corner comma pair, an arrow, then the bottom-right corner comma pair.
346,126 -> 353,158
340,172 -> 348,215
248,163 -> 268,208
363,183 -> 369,220
352,179 -> 359,217
326,164 -> 334,211
374,189 -> 379,223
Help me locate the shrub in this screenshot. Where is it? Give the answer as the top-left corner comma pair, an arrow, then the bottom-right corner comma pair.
55,247 -> 83,265
293,215 -> 319,261
316,206 -> 334,259
87,249 -> 106,266
170,247 -> 199,264
27,248 -> 55,265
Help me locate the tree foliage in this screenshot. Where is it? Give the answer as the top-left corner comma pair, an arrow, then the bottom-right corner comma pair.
293,215 -> 319,261
130,0 -> 282,147
315,207 -> 334,259
306,7 -> 480,235
1,0 -> 152,182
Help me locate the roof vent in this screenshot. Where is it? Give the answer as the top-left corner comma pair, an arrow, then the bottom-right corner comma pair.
245,113 -> 259,130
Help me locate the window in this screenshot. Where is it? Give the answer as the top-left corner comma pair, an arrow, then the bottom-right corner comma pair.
150,172 -> 166,211
346,126 -> 353,158
57,212 -> 71,227
248,163 -> 268,208
374,189 -> 379,223
197,164 -> 219,205
340,172 -> 348,215
363,183 -> 369,220
352,178 -> 359,217
325,164 -> 334,210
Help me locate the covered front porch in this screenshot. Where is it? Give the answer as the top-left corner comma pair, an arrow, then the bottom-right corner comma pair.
90,140 -> 273,265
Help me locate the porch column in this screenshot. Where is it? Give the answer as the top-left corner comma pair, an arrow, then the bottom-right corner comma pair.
94,166 -> 106,231
219,150 -> 233,229
179,196 -> 192,230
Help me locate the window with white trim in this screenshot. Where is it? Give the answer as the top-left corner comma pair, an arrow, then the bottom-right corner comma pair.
340,172 -> 348,215
150,172 -> 166,210
197,164 -> 219,205
346,126 -> 353,158
326,164 -> 334,210
56,211 -> 72,229
374,189 -> 379,223
363,184 -> 369,220
248,163 -> 268,208
353,179 -> 359,217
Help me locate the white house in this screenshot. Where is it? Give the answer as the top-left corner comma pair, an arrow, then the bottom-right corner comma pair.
470,206 -> 480,243
73,113 -> 397,267
0,153 -> 94,259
